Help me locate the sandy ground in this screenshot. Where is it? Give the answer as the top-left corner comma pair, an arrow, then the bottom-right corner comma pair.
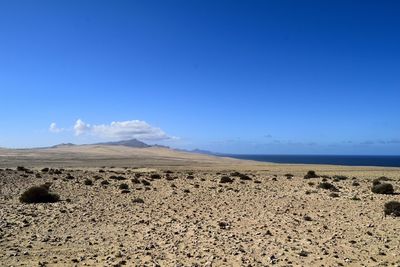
1,146 -> 400,266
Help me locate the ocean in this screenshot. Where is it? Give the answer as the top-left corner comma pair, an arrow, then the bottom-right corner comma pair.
224,154 -> 400,168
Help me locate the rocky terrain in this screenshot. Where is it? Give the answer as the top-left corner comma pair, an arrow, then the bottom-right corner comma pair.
1,146 -> 400,266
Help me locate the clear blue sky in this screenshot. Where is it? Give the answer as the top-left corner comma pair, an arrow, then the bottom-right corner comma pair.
0,0 -> 399,154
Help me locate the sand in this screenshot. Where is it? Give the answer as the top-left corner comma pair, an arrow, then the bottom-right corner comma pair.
0,146 -> 399,266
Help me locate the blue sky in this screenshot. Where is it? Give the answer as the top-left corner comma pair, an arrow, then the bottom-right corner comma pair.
0,0 -> 399,154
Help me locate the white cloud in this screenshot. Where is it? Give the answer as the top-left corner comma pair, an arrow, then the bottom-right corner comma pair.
72,119 -> 172,141
73,119 -> 90,136
49,122 -> 64,133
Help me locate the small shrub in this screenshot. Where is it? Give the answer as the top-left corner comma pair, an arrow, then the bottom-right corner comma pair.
304,170 -> 319,179
284,173 -> 294,178
110,175 -> 126,181
84,179 -> 93,186
131,177 -> 141,184
371,183 -> 394,194
101,180 -> 110,186
41,182 -> 52,190
119,183 -> 129,190
329,192 -> 340,198
333,175 -> 348,181
150,174 -> 161,179
121,189 -> 130,194
220,176 -> 233,183
352,181 -> 360,186
351,196 -> 361,201
384,201 -> 400,217
141,179 -> 151,186
19,186 -> 60,203
41,168 -> 49,173
317,182 -> 339,192
238,173 -> 252,180
17,166 -> 28,172
132,198 -> 144,204
373,176 -> 392,186
186,175 -> 194,179
164,170 -> 174,174
134,173 -> 142,178
230,172 -> 241,177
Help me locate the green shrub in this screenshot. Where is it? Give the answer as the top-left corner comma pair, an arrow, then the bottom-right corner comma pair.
19,186 -> 60,203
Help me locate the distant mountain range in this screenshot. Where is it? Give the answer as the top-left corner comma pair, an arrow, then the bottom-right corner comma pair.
50,139 -> 216,155
94,139 -> 150,148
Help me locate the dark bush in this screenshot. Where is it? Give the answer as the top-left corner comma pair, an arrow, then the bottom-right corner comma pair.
384,201 -> 400,217
239,173 -> 252,180
285,173 -> 294,179
164,170 -> 174,174
119,183 -> 129,190
17,166 -> 28,172
317,182 -> 339,192
150,173 -> 161,179
371,183 -> 394,194
101,180 -> 110,186
110,175 -> 126,181
373,176 -> 392,186
352,181 -> 360,186
329,192 -> 340,198
19,186 -> 60,203
304,170 -> 319,179
333,175 -> 348,181
134,173 -> 142,178
84,179 -> 93,186
41,182 -> 52,190
132,198 -> 144,204
230,171 -> 241,177
141,179 -> 151,186
186,175 -> 194,179
41,168 -> 49,173
131,177 -> 141,184
220,176 -> 234,183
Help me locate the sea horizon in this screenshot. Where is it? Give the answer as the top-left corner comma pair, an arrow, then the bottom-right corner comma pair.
224,154 -> 400,168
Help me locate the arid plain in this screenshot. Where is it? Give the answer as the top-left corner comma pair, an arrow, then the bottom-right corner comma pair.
1,145 -> 399,266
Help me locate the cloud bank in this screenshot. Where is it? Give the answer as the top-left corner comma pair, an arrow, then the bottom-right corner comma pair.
52,119 -> 172,141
